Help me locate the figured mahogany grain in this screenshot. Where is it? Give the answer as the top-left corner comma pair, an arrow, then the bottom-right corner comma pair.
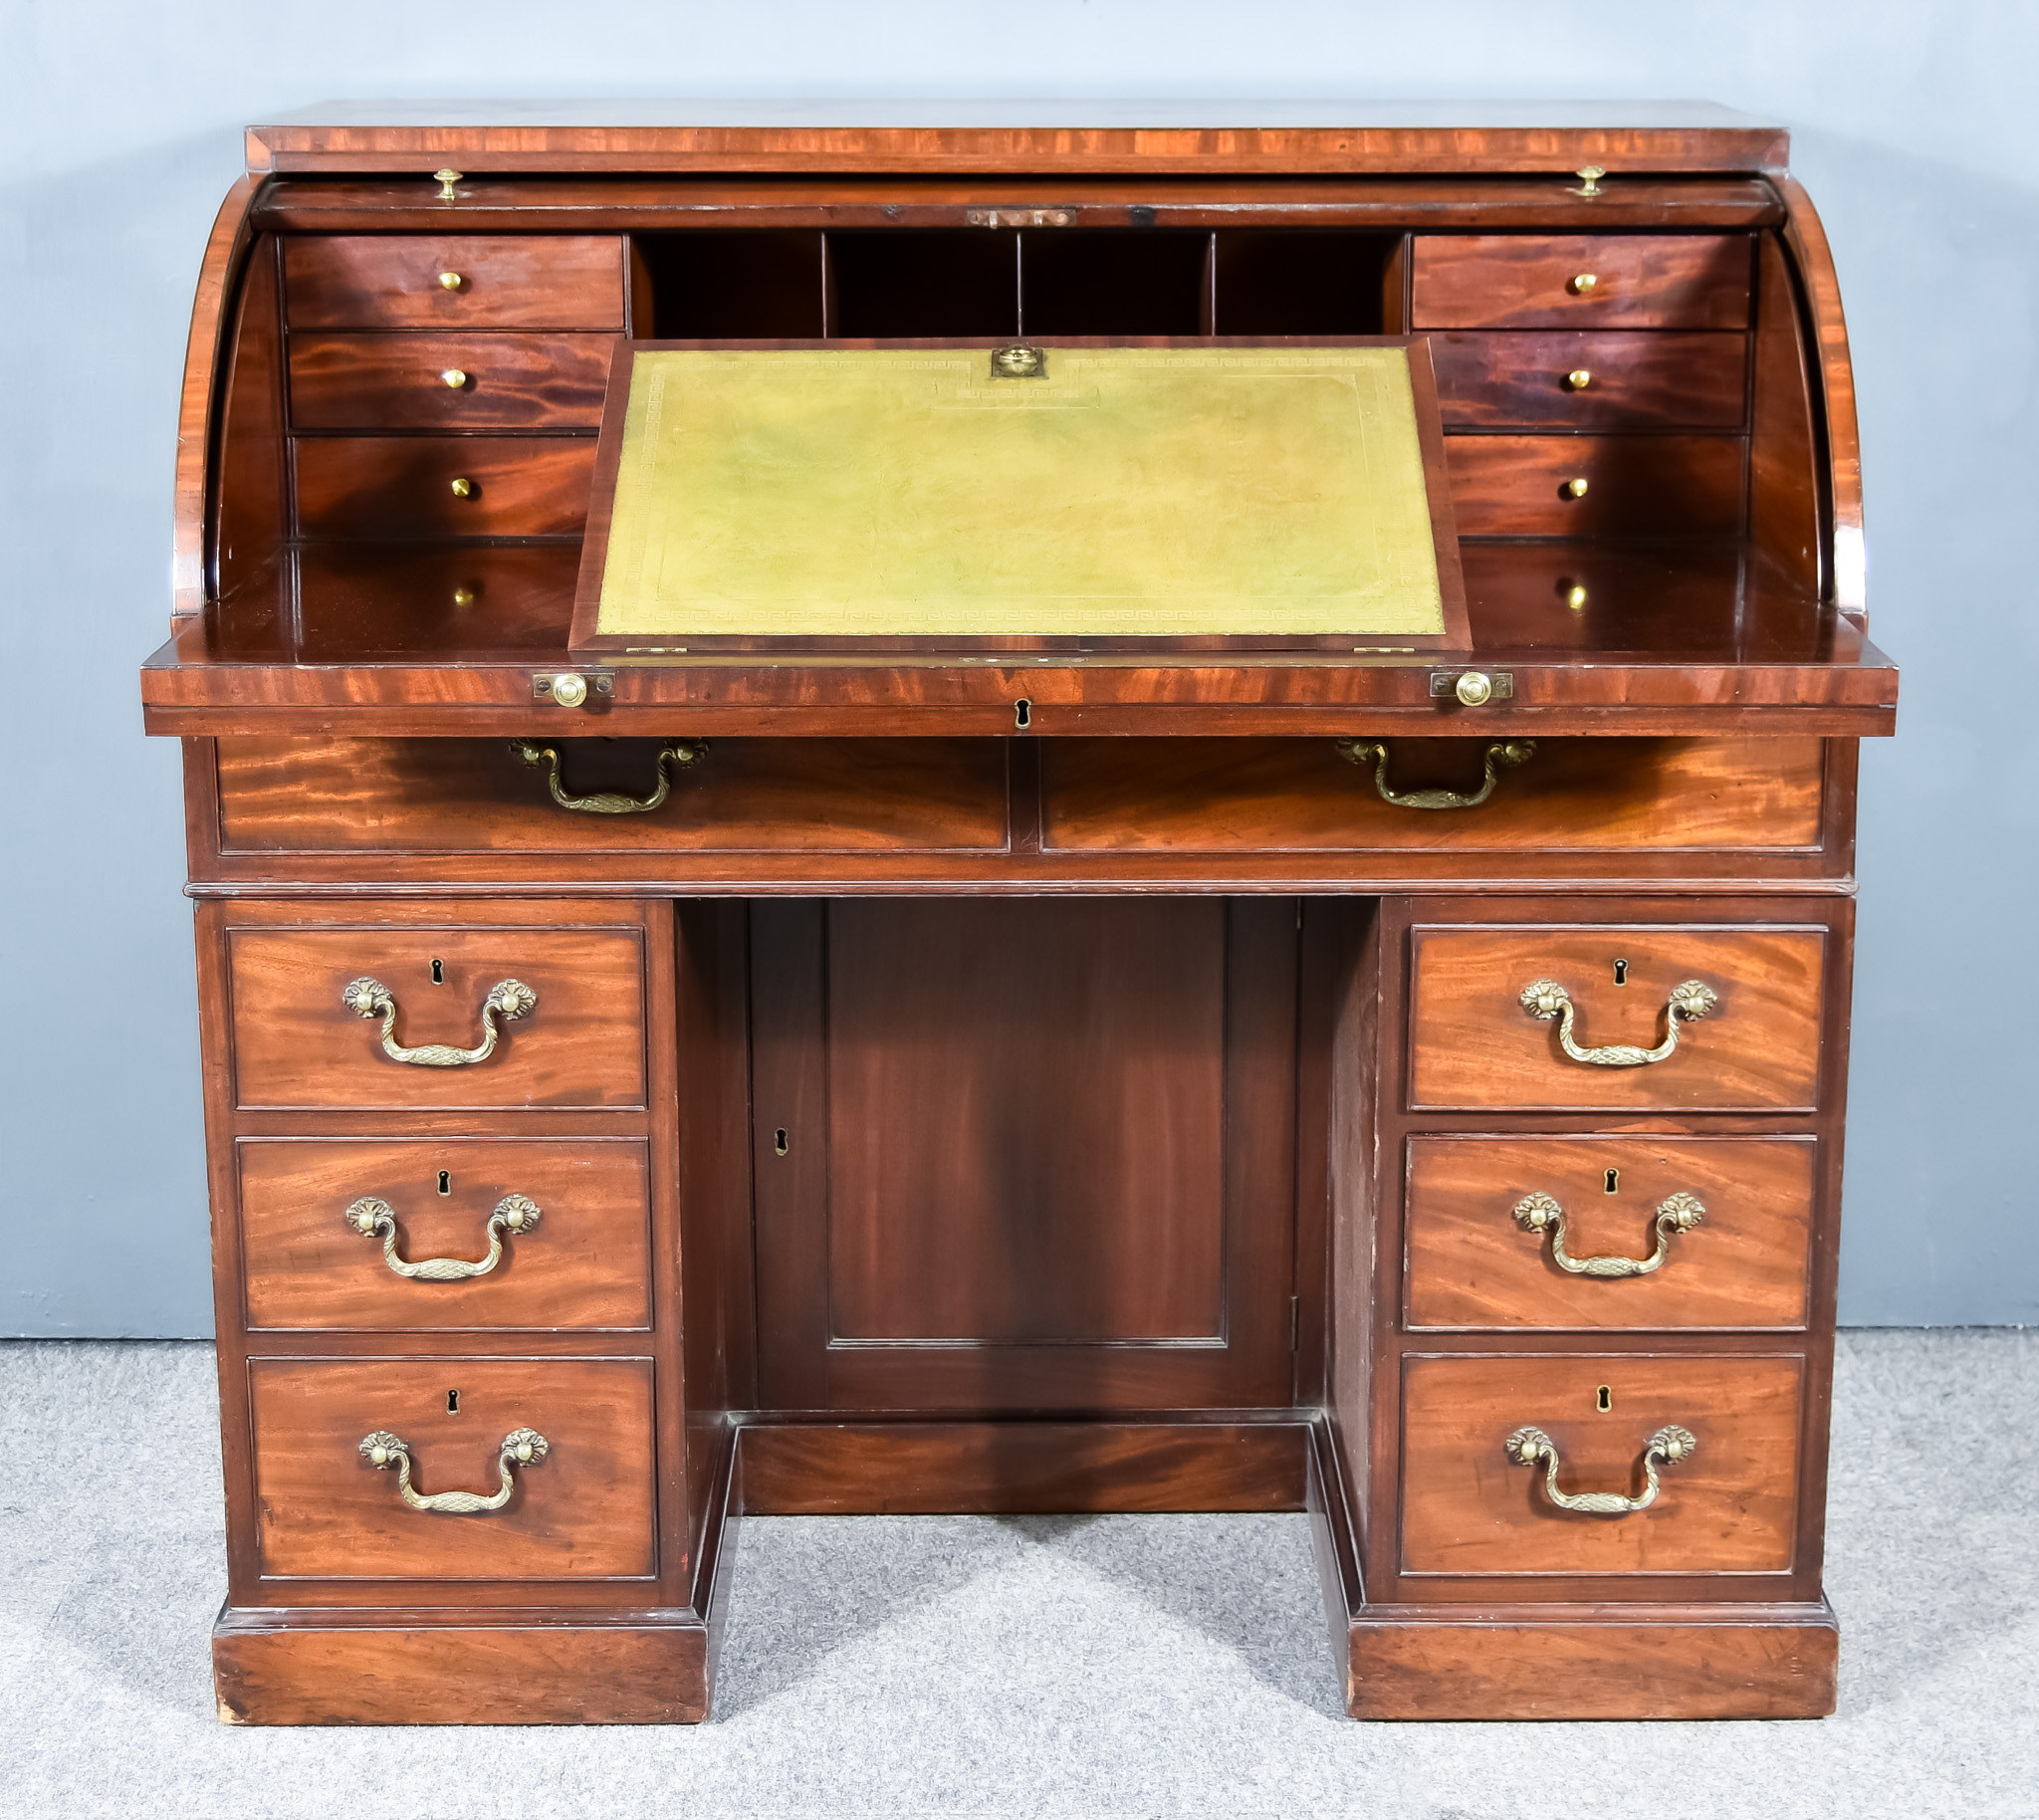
214,735 -> 1011,853
238,1137 -> 652,1330
1446,434 -> 1745,538
1399,1352 -> 1804,1576
283,234 -> 624,330
249,1356 -> 657,1580
293,436 -> 595,539
1429,332 -> 1746,430
287,332 -> 615,430
1407,923 -> 1826,1112
1041,736 -> 1823,853
226,922 -> 646,1110
1412,234 -> 1752,330
1404,1135 -> 1815,1330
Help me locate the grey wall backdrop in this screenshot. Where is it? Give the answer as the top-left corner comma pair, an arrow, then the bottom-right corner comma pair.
1,2 -> 2031,1334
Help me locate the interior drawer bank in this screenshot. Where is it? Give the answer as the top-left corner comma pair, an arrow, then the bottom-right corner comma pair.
215,736 -> 1011,853
1041,737 -> 1824,852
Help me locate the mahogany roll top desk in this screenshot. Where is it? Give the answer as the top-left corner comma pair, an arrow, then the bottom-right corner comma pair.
140,103 -> 1898,1725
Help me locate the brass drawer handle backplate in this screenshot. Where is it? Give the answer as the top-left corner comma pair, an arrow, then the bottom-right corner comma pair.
341,976 -> 537,1068
512,739 -> 708,813
344,1193 -> 542,1281
358,1428 -> 549,1514
1504,1423 -> 1695,1515
1511,1190 -> 1705,1277
1335,738 -> 1535,809
1519,977 -> 1717,1066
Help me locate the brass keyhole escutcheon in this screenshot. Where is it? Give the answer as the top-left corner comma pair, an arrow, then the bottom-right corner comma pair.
437,1170 -> 452,1196
430,959 -> 445,985
774,1128 -> 790,1156
1596,1385 -> 1613,1413
1613,958 -> 1629,986
447,1389 -> 461,1414
1604,1168 -> 1620,1195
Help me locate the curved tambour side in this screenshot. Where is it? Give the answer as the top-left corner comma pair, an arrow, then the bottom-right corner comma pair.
1776,175 -> 1867,619
172,175 -> 265,621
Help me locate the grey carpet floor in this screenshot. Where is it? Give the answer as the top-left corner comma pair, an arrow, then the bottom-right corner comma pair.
0,1332 -> 2032,1819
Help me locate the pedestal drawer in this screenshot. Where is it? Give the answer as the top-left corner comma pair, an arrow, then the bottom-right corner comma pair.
1408,923 -> 1825,1112
250,1357 -> 656,1581
1400,1353 -> 1803,1577
226,922 -> 646,1111
284,235 -> 626,330
287,333 -> 615,430
239,1139 -> 652,1331
1404,1136 -> 1815,1330
1411,235 -> 1752,330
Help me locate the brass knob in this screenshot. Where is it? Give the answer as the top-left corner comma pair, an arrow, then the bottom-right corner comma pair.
434,168 -> 463,201
441,368 -> 468,389
1565,582 -> 1589,611
1562,477 -> 1590,500
1568,273 -> 1598,296
1570,165 -> 1606,198
452,586 -> 476,606
550,672 -> 589,708
1565,368 -> 1593,391
450,477 -> 473,498
437,271 -> 464,291
1454,671 -> 1494,707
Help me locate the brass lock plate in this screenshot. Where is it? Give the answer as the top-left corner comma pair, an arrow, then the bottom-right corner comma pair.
1430,669 -> 1514,705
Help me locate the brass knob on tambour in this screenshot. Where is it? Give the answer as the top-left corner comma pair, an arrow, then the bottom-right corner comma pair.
434,168 -> 463,202
450,477 -> 473,498
1454,671 -> 1494,707
1565,368 -> 1593,391
1568,272 -> 1598,296
437,271 -> 464,291
550,672 -> 589,708
441,368 -> 468,389
1562,477 -> 1590,500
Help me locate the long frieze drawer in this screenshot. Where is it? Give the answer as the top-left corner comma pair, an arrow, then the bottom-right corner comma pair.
1407,924 -> 1825,1112
238,1138 -> 652,1331
1040,737 -> 1823,853
1400,1353 -> 1803,1578
1404,1136 -> 1815,1330
1446,434 -> 1744,538
1429,332 -> 1747,430
284,235 -> 626,330
287,333 -> 615,430
225,924 -> 646,1111
214,737 -> 1012,854
250,1357 -> 656,1581
1411,235 -> 1752,330
294,437 -> 596,540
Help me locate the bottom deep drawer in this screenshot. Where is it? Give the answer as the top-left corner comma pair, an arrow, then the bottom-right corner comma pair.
1400,1352 -> 1803,1578
250,1357 -> 656,1581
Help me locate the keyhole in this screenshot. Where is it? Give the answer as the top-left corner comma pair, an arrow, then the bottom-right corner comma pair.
774,1128 -> 790,1157
430,958 -> 445,985
1604,1167 -> 1620,1195
1612,958 -> 1629,986
1014,697 -> 1031,731
447,1389 -> 460,1414
1596,1385 -> 1613,1413
436,1170 -> 452,1197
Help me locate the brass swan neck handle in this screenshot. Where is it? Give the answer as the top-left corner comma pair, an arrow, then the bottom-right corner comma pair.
1512,1190 -> 1705,1278
342,977 -> 536,1068
1334,738 -> 1536,809
344,1194 -> 542,1281
512,740 -> 709,814
358,1429 -> 549,1513
1504,1424 -> 1696,1515
1518,977 -> 1717,1066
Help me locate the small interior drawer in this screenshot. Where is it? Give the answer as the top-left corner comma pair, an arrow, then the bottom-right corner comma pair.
1429,332 -> 1747,430
293,436 -> 596,540
1404,1136 -> 1815,1330
1411,235 -> 1752,330
214,737 -> 1013,856
239,1138 -> 653,1331
1445,434 -> 1744,538
250,1356 -> 656,1581
1407,923 -> 1825,1112
287,333 -> 615,430
284,235 -> 626,331
1400,1352 -> 1803,1577
1039,737 -> 1823,854
226,922 -> 647,1111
